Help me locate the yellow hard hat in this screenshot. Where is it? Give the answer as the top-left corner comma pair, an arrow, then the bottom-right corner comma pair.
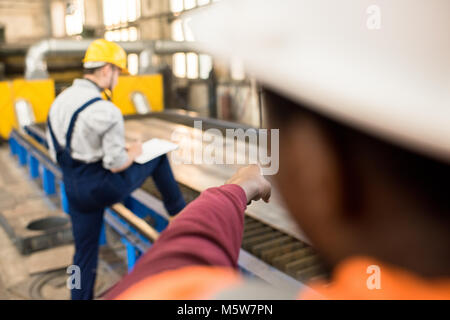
83,39 -> 129,74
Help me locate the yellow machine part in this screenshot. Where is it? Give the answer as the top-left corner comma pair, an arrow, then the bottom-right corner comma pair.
111,74 -> 164,115
0,81 -> 16,139
0,79 -> 55,139
0,74 -> 163,139
12,79 -> 55,124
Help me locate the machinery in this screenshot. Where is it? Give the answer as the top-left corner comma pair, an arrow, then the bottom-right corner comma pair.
0,75 -> 164,140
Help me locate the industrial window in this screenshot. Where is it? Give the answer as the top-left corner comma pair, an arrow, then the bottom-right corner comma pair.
170,0 -> 218,13
170,0 -> 216,79
103,0 -> 141,43
173,53 -> 187,78
186,52 -> 199,79
65,0 -> 85,36
230,58 -> 246,81
171,49 -> 213,80
105,27 -> 139,42
103,0 -> 141,26
199,54 -> 213,79
103,1 -> 141,74
127,53 -> 139,76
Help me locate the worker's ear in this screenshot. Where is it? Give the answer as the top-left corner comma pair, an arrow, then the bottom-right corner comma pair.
108,63 -> 115,74
99,63 -> 112,77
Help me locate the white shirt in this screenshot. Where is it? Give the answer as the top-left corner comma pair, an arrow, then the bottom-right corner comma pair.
46,79 -> 129,170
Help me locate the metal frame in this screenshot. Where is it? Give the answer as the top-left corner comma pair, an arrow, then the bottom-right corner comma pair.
238,249 -> 306,292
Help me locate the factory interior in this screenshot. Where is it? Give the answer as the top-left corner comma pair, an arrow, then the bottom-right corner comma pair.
0,0 -> 448,301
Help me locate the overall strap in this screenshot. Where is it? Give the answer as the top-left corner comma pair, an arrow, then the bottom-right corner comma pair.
47,116 -> 62,153
65,97 -> 103,152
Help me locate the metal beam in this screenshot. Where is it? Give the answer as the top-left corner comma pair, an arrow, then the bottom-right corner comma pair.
25,39 -> 196,79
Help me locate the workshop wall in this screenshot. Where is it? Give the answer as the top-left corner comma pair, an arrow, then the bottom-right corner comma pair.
0,0 -> 51,43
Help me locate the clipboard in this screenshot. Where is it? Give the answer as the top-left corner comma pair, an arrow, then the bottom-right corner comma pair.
134,138 -> 179,164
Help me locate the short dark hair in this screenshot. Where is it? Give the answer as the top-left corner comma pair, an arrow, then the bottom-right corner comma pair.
83,66 -> 103,75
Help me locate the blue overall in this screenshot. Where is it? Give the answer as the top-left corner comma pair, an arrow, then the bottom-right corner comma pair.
47,97 -> 186,300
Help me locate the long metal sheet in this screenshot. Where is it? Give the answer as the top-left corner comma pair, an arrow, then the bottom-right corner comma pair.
124,118 -> 311,244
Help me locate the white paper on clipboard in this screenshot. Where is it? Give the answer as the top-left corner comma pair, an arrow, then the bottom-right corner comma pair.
134,139 -> 179,164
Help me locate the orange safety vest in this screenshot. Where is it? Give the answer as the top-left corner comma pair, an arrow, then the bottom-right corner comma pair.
114,257 -> 450,300
301,257 -> 450,300
114,266 -> 242,300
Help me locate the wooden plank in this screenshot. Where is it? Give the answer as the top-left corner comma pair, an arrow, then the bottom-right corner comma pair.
111,203 -> 160,242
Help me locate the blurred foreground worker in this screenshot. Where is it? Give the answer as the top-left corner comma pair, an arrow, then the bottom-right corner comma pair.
46,39 -> 186,300
106,0 -> 450,300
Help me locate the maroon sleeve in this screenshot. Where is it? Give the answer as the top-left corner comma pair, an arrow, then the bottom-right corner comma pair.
105,184 -> 248,299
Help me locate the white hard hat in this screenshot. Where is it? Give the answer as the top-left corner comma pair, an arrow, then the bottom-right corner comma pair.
187,0 -> 450,162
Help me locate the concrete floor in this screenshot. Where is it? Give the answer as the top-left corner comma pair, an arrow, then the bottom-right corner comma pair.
0,145 -> 127,299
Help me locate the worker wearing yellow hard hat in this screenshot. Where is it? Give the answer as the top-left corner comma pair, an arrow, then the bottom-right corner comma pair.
46,39 -> 186,300
82,39 -> 129,100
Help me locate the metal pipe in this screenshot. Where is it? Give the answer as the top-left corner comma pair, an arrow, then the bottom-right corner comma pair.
25,39 -> 195,79
138,40 -> 196,74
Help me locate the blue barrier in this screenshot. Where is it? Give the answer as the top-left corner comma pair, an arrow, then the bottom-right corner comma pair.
42,167 -> 56,195
9,138 -> 17,156
18,145 -> 27,166
28,154 -> 40,179
121,238 -> 138,273
99,223 -> 107,246
124,196 -> 169,233
105,208 -> 152,270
